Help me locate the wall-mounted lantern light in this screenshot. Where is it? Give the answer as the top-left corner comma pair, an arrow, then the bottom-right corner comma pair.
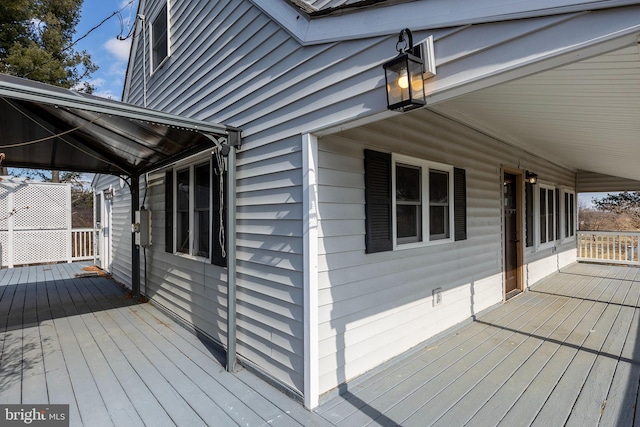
383,28 -> 426,112
525,171 -> 538,185
104,188 -> 115,200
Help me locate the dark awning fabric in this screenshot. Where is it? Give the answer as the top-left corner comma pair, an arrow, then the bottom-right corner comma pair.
0,74 -> 235,176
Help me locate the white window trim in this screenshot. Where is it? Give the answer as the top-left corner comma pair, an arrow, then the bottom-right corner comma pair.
391,153 -> 454,250
149,1 -> 171,74
171,153 -> 212,262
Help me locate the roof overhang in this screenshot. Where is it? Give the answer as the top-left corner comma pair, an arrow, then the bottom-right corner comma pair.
423,5 -> 640,186
308,3 -> 640,191
0,74 -> 238,177
252,0 -> 640,45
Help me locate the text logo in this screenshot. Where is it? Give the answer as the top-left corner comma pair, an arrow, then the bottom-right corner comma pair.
0,405 -> 69,427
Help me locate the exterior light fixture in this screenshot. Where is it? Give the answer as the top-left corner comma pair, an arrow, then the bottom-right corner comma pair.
383,28 -> 426,112
104,188 -> 115,200
525,171 -> 538,184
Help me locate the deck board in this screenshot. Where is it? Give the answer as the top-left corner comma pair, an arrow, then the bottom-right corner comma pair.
389,293 -> 577,426
318,292 -> 550,425
3,262 -> 640,426
430,291 -> 581,426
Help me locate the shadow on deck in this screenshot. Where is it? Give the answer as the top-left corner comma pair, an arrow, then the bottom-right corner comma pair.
3,262 -> 640,426
0,262 -> 330,427
317,262 -> 640,426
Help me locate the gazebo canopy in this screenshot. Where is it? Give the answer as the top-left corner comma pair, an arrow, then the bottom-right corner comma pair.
0,74 -> 235,177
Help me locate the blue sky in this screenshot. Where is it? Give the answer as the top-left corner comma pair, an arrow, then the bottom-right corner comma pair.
75,0 -> 139,100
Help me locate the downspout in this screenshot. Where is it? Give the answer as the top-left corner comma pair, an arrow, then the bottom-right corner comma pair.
131,174 -> 141,299
225,130 -> 241,372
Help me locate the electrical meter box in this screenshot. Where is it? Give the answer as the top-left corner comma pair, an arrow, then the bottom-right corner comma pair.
135,209 -> 152,247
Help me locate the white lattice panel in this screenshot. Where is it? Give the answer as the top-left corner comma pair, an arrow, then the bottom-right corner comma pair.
0,186 -> 9,231
14,184 -> 68,230
14,230 -> 67,265
0,231 -> 8,266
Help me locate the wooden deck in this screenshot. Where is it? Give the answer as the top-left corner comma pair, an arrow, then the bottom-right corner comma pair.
317,262 -> 640,426
2,262 -> 640,426
0,262 -> 332,427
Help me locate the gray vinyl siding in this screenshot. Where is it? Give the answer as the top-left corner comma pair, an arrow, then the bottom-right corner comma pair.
123,0 -> 396,395
93,175 -> 133,287
143,172 -> 229,345
121,0 -> 594,400
316,108 -> 577,394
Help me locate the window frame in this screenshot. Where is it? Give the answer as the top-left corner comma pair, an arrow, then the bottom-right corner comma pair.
531,182 -> 577,250
391,154 -> 454,249
169,155 -> 213,261
536,183 -> 557,249
149,2 -> 170,73
562,188 -> 577,241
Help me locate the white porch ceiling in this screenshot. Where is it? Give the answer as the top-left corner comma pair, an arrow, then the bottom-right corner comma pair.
433,43 -> 640,183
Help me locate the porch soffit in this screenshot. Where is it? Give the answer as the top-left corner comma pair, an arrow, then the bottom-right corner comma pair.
432,42 -> 640,185
0,74 -> 233,177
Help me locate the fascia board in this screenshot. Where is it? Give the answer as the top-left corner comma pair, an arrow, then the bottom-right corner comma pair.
250,0 -> 640,45
425,14 -> 640,105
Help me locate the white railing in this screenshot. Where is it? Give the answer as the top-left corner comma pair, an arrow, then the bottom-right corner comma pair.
71,228 -> 95,261
577,231 -> 640,266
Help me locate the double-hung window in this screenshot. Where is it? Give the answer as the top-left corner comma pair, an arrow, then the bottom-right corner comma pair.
364,149 -> 466,253
150,3 -> 169,72
393,155 -> 453,247
165,154 -> 227,266
429,170 -> 450,240
539,185 -> 556,245
395,163 -> 423,244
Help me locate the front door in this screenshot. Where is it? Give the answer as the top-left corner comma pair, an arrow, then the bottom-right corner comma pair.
503,172 -> 521,297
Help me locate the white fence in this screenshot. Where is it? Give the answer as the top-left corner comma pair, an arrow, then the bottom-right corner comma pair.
577,231 -> 640,266
0,179 -> 95,268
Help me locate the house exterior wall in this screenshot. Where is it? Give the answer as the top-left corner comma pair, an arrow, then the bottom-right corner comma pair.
118,0 -> 590,403
316,109 -> 577,395
122,0 -> 400,396
93,174 -> 132,287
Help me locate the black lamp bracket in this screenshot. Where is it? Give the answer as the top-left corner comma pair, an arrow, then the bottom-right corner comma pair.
396,28 -> 414,54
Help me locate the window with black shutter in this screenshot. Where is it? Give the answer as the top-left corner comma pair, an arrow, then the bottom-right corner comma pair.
364,149 -> 467,253
164,154 -> 228,266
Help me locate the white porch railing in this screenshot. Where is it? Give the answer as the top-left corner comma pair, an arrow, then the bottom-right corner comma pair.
71,228 -> 95,262
577,231 -> 640,266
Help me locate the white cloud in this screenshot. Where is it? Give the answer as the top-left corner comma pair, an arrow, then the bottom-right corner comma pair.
92,89 -> 117,100
104,38 -> 132,62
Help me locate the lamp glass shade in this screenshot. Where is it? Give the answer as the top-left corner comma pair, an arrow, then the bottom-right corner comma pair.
384,52 -> 426,112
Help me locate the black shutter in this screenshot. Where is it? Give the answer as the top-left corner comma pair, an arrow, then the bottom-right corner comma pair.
525,182 -> 534,247
165,170 -> 173,253
364,149 -> 393,253
454,168 -> 467,241
555,189 -> 560,241
211,156 -> 228,266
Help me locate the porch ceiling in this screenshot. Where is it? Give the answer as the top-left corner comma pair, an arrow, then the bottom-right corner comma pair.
432,44 -> 640,184
0,74 -> 234,177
